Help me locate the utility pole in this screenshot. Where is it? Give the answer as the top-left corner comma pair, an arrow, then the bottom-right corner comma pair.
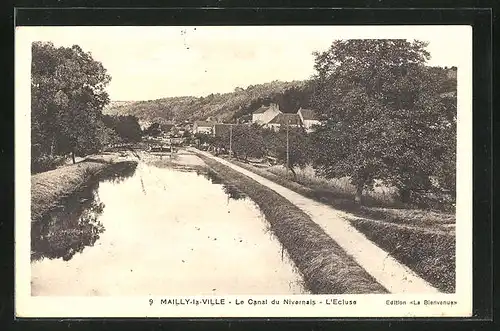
229,124 -> 233,158
286,118 -> 290,174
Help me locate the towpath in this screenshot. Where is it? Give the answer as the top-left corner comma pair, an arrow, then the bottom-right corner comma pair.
192,148 -> 440,294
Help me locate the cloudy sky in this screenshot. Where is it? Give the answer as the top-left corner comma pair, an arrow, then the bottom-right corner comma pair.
18,26 -> 469,101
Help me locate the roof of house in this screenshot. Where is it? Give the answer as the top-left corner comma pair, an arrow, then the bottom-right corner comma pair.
194,121 -> 215,128
298,108 -> 318,121
253,106 -> 270,114
268,113 -> 302,126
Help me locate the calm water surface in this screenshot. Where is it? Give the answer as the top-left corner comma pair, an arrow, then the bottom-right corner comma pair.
31,152 -> 306,296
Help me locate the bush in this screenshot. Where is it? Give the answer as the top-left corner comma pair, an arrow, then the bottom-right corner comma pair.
31,154 -> 66,174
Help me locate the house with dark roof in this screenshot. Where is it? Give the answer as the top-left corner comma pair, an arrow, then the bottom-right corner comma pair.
252,103 -> 282,125
265,113 -> 302,131
193,121 -> 215,135
297,107 -> 321,132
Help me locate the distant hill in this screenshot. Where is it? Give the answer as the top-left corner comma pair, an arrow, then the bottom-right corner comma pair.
104,100 -> 136,109
103,80 -> 313,123
103,66 -> 457,124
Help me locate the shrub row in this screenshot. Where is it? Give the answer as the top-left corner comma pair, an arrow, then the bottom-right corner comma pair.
31,154 -> 67,174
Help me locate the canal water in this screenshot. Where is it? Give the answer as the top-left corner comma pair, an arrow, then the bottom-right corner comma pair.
31,152 -> 306,296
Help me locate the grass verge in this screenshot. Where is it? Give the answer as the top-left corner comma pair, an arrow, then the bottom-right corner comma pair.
268,165 -> 398,206
197,153 -> 387,294
348,218 -> 455,293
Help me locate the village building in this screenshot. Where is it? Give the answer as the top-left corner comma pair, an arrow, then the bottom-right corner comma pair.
265,113 -> 302,131
160,123 -> 175,135
297,107 -> 321,132
252,103 -> 282,125
193,121 -> 215,135
182,123 -> 193,133
171,137 -> 185,145
251,103 -> 321,132
139,120 -> 153,131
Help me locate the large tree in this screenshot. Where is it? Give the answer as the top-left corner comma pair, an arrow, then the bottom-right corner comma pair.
31,42 -> 112,164
230,124 -> 266,161
311,39 -> 456,204
144,122 -> 162,137
102,115 -> 142,143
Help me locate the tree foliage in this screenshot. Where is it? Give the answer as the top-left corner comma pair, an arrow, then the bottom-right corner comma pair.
310,39 -> 456,204
208,125 -> 266,160
231,125 -> 266,160
102,115 -> 142,142
265,127 -> 311,175
31,41 -> 112,166
144,122 -> 162,137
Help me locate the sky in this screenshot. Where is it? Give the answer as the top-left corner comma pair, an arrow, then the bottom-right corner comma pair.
18,26 -> 469,101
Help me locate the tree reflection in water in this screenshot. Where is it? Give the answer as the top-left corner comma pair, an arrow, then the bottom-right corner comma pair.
203,169 -> 223,185
222,184 -> 246,201
99,161 -> 138,184
31,183 -> 105,262
31,162 -> 138,262
201,169 -> 246,201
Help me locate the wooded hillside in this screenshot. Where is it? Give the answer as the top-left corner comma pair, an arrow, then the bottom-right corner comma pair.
103,80 -> 313,123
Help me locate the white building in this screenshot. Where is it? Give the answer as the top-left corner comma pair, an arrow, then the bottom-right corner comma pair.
193,121 -> 215,135
265,113 -> 302,132
252,103 -> 282,125
297,108 -> 321,132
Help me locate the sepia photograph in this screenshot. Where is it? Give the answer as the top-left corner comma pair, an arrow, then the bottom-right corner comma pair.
15,25 -> 472,318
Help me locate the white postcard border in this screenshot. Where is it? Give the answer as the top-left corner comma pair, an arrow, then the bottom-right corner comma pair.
15,25 -> 473,318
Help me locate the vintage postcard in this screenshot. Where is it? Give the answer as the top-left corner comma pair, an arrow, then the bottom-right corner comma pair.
15,25 -> 472,318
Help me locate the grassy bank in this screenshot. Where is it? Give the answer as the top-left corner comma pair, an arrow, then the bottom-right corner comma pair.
234,162 -> 455,227
228,159 -> 455,292
31,158 -> 137,222
197,153 -> 387,294
348,218 -> 455,293
268,165 -> 398,206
